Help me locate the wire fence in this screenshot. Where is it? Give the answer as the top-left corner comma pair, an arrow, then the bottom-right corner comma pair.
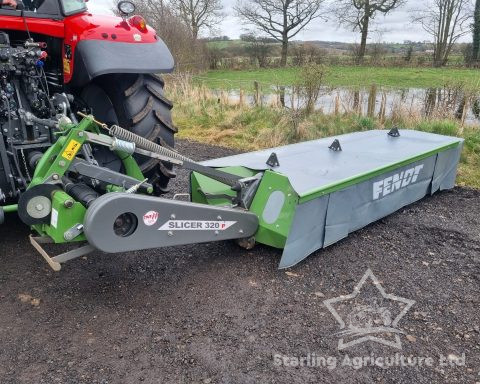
165,73 -> 480,126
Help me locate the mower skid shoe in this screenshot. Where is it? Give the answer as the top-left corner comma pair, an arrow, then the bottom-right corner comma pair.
29,235 -> 95,271
83,193 -> 259,253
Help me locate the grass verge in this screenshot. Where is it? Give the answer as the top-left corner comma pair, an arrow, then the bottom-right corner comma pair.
171,97 -> 480,188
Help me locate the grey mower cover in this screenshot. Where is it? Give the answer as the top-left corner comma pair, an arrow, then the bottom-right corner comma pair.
203,130 -> 464,268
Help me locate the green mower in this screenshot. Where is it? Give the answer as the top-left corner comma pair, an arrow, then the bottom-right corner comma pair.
1,112 -> 463,270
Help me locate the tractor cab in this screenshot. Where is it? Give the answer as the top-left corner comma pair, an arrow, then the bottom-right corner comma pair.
0,0 -> 177,218
0,0 -> 86,18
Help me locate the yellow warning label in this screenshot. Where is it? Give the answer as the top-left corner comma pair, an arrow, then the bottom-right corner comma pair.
62,139 -> 81,161
63,58 -> 71,74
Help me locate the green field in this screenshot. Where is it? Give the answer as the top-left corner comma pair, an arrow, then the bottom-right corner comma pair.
207,40 -> 249,49
196,66 -> 480,89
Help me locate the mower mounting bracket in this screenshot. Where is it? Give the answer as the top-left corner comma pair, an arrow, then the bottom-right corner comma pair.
29,235 -> 95,271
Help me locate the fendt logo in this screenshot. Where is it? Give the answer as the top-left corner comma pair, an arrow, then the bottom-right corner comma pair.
373,164 -> 424,200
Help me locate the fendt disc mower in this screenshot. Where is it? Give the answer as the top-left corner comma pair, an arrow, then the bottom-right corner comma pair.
0,0 -> 464,271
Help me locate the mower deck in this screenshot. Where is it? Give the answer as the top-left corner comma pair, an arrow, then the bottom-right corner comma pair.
193,130 -> 464,268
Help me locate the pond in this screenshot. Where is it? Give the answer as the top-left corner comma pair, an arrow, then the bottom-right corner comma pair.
212,86 -> 480,124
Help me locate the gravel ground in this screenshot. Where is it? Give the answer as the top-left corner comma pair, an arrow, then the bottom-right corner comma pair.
0,139 -> 479,384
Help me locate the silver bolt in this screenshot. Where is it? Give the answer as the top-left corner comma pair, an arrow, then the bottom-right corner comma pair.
170,214 -> 176,219
167,231 -> 173,237
52,174 -> 59,180
58,160 -> 66,167
35,204 -> 43,211
78,132 -> 84,137
214,230 -> 219,235
217,215 -> 222,220
239,229 -> 244,234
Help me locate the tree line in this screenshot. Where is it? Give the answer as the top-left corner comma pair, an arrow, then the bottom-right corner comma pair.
128,0 -> 480,68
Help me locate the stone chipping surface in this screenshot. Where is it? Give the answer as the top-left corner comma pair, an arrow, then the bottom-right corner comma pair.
0,139 -> 478,383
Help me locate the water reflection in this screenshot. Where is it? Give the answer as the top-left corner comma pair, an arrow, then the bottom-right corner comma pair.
213,86 -> 480,124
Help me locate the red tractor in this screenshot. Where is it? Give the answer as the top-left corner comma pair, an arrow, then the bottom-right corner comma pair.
0,0 -> 176,203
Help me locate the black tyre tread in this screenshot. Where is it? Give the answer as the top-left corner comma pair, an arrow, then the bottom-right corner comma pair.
158,162 -> 176,178
158,137 -> 174,150
132,96 -> 154,125
147,124 -> 162,141
146,83 -> 173,109
148,73 -> 165,87
94,73 -> 176,194
155,110 -> 178,133
124,75 -> 143,97
139,157 -> 159,173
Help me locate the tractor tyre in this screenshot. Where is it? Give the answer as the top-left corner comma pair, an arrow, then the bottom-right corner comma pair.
79,73 -> 177,195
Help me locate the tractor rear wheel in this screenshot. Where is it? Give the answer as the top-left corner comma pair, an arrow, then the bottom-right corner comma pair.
79,73 -> 177,194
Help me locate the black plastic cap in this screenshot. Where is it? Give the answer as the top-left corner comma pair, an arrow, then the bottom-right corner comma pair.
388,127 -> 401,137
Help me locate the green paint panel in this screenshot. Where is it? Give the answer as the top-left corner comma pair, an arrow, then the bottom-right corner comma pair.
191,166 -> 256,206
118,151 -> 146,182
191,168 -> 299,249
2,204 -> 18,213
43,190 -> 86,243
248,171 -> 298,248
27,117 -> 145,243
30,122 -> 94,187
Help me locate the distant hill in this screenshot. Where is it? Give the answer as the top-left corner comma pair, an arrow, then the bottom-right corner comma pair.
204,39 -> 443,54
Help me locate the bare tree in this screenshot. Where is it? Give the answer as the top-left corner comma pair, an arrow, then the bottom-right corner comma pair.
127,0 -> 209,70
333,0 -> 405,64
413,0 -> 473,67
471,0 -> 480,63
235,0 -> 326,67
170,0 -> 223,39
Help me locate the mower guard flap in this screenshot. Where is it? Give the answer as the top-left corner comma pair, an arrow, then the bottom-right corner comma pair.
200,130 -> 464,268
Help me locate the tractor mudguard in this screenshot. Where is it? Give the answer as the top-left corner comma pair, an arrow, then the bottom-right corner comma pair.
70,39 -> 175,88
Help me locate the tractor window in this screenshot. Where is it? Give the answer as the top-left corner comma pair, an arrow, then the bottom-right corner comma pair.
0,0 -> 59,16
22,0 -> 47,11
60,0 -> 86,15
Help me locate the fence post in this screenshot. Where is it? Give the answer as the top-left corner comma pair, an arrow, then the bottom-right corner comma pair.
378,91 -> 387,123
367,84 -> 377,118
334,92 -> 340,116
254,81 -> 261,106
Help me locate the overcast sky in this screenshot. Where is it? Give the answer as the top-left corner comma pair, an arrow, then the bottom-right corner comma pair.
88,0 -> 472,43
